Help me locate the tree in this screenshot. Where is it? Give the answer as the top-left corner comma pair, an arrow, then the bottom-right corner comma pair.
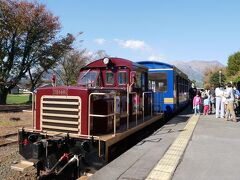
27,33 -> 74,101
226,51 -> 240,82
58,49 -> 88,86
203,68 -> 214,88
203,66 -> 224,88
209,70 -> 226,87
93,50 -> 109,60
0,0 -> 73,104
87,50 -> 109,63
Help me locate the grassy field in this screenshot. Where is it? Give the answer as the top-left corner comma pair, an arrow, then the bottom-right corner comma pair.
6,94 -> 29,104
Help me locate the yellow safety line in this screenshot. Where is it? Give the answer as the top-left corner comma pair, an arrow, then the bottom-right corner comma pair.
145,115 -> 200,180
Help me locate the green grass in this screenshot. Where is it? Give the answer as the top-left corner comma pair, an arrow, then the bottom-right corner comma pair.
0,120 -> 15,126
6,94 -> 29,104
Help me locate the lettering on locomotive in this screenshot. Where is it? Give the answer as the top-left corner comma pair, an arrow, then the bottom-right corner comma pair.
52,88 -> 68,95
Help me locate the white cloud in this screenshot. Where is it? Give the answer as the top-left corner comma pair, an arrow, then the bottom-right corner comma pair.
94,38 -> 106,45
114,39 -> 149,50
93,38 -> 166,61
148,55 -> 165,61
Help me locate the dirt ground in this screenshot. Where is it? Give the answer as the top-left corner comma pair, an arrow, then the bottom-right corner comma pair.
0,111 -> 33,136
0,144 -> 36,180
0,111 -> 36,180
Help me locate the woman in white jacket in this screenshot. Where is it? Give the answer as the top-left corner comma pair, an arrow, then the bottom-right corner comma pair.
215,84 -> 225,118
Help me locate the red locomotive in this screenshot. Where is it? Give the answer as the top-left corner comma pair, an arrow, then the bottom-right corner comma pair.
14,57 -> 164,179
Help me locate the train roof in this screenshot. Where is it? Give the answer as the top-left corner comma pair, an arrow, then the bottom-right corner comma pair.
82,57 -> 148,71
137,61 -> 173,69
138,61 -> 189,79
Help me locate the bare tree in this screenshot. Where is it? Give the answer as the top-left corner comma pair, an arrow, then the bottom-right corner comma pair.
58,49 -> 89,86
89,50 -> 109,62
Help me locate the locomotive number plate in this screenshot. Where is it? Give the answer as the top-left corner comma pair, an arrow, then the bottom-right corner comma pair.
52,88 -> 68,95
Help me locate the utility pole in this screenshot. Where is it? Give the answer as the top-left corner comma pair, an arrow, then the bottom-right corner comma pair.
219,70 -> 222,84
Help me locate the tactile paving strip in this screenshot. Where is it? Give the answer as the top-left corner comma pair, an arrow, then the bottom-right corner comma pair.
146,115 -> 200,180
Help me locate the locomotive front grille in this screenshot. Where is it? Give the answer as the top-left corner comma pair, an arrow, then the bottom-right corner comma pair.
41,96 -> 81,134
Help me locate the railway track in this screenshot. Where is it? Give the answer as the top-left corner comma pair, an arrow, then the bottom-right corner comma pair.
0,105 -> 31,112
0,133 -> 18,147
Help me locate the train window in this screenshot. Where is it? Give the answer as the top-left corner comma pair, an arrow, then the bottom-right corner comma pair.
96,75 -> 101,87
148,80 -> 152,90
106,72 -> 114,85
148,72 -> 167,92
117,71 -> 127,85
78,70 -> 99,86
152,81 -> 156,91
149,81 -> 156,91
135,72 -> 142,88
141,74 -> 146,91
157,73 -> 167,92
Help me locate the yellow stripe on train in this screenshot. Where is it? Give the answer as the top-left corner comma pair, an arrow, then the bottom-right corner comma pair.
164,98 -> 174,104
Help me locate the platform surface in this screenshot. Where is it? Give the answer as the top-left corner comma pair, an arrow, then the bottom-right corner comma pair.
173,114 -> 240,180
89,108 -> 191,180
89,108 -> 240,180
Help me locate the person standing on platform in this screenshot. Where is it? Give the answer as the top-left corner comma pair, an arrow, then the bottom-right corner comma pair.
225,83 -> 237,122
209,85 -> 215,114
193,91 -> 202,115
203,95 -> 210,115
221,85 -> 227,118
189,83 -> 197,108
222,84 -> 229,114
233,83 -> 240,116
215,83 -> 224,118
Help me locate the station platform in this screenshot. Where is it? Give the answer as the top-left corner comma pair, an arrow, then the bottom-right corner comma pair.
89,108 -> 240,180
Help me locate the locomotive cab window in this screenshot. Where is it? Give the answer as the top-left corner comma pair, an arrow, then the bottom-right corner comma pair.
78,70 -> 100,87
117,71 -> 127,85
135,72 -> 142,88
106,71 -> 114,85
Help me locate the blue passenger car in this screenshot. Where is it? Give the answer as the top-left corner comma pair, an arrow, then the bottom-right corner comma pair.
138,61 -> 190,114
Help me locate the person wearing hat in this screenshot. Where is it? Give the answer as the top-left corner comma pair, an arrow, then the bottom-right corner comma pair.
225,82 -> 237,122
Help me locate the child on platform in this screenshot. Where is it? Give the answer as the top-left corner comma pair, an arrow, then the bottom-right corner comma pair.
203,95 -> 210,115
193,91 -> 202,115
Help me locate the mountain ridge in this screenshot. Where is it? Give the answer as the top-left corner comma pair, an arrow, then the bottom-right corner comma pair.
171,60 -> 225,87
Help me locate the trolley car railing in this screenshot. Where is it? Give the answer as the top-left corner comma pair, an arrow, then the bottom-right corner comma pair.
88,92 -> 117,137
129,91 -> 138,126
127,84 -> 138,129
142,91 -> 153,122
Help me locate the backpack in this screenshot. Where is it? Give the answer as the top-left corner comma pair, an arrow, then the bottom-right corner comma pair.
234,90 -> 239,99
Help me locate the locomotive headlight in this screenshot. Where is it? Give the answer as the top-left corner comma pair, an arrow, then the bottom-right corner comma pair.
103,57 -> 110,65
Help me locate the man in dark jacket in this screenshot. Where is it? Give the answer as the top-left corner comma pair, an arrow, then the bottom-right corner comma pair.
189,83 -> 197,108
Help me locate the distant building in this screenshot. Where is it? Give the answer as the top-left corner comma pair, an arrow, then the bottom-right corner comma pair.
10,85 -> 30,94
10,85 -> 20,94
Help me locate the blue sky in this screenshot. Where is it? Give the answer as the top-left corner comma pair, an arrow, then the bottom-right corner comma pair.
38,0 -> 240,65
